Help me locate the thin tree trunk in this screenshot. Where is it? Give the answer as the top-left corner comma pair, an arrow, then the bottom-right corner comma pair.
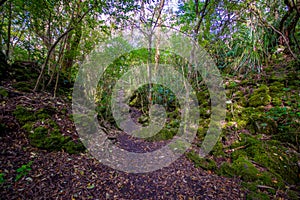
34,27 -> 74,91
34,7 -> 91,91
5,1 -> 11,59
47,34 -> 68,88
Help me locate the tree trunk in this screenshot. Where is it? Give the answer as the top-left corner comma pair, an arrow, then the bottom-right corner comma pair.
5,1 -> 11,59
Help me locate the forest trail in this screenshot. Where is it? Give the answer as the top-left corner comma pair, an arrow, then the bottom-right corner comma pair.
0,84 -> 244,199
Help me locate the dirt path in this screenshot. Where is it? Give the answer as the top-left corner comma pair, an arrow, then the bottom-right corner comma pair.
0,87 -> 245,199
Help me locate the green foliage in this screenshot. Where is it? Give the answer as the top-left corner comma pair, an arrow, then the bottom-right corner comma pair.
151,85 -> 178,110
15,161 -> 33,181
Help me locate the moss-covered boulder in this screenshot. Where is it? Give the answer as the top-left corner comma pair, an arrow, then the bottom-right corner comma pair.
29,126 -> 85,154
248,85 -> 271,107
229,134 -> 298,186
14,105 -> 85,154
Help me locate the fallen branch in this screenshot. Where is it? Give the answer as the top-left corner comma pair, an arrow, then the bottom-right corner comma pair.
225,145 -> 248,153
257,185 -> 275,190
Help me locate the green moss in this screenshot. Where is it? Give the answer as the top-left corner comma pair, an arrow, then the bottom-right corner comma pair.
286,190 -> 300,200
13,82 -> 32,92
269,74 -> 285,83
210,141 -> 225,156
248,113 -> 277,135
186,150 -> 216,170
266,107 -> 299,145
36,107 -> 56,119
238,107 -> 277,135
13,106 -> 55,126
62,140 -> 86,154
246,191 -> 270,200
230,134 -> 298,186
29,126 -> 85,154
0,87 -> 8,97
147,127 -> 176,141
271,97 -> 281,106
138,115 -> 149,124
168,119 -> 180,128
269,82 -> 284,93
232,157 -> 260,181
167,108 -> 181,120
248,85 -> 271,107
22,122 -> 34,132
239,97 -> 248,107
13,106 -> 36,125
199,107 -> 210,119
217,162 -> 235,177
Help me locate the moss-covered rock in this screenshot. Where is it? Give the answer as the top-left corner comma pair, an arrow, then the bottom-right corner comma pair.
265,106 -> 299,145
231,156 -> 260,182
248,113 -> 277,135
29,126 -> 85,154
230,134 -> 298,186
269,73 -> 286,83
36,107 -> 56,119
238,107 -> 277,135
13,106 -> 36,125
269,82 -> 284,93
248,85 -> 271,107
14,106 -> 84,154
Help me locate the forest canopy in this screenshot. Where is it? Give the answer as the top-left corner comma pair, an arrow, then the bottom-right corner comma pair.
0,0 -> 299,94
